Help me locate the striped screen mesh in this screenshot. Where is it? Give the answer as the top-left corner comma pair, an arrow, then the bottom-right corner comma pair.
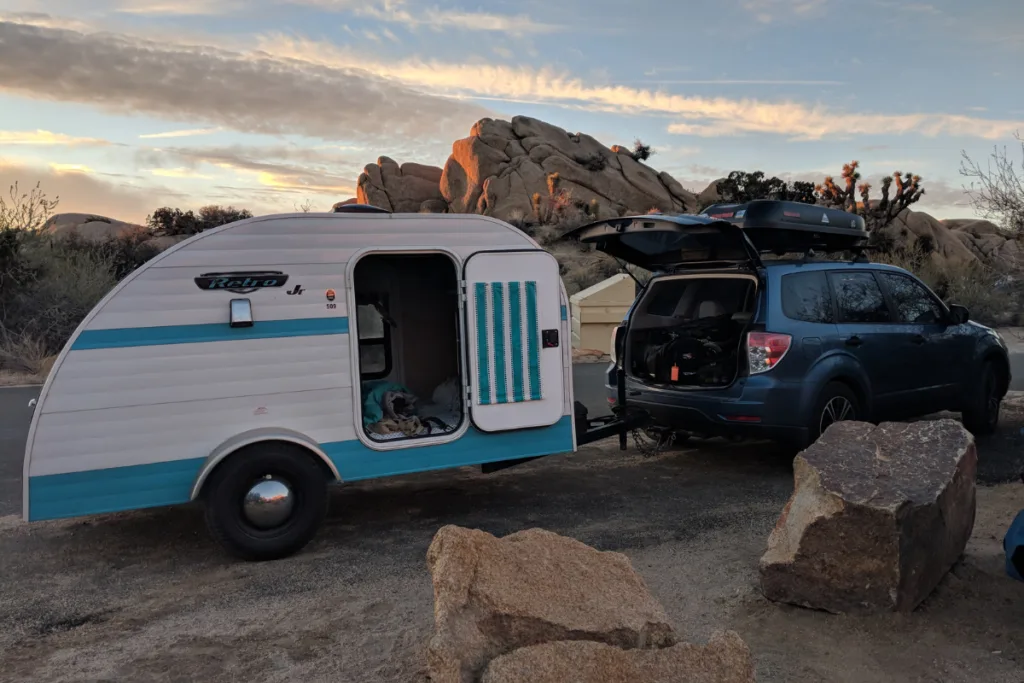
473,281 -> 543,405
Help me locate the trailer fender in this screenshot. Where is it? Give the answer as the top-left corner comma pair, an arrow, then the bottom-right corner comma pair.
190,428 -> 341,500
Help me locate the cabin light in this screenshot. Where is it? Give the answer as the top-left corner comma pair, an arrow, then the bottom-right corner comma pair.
229,298 -> 254,328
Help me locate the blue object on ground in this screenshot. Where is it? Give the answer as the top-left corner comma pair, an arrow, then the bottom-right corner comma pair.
1005,509 -> 1024,582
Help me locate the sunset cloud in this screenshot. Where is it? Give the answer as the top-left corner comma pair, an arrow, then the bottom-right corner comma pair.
0,129 -> 111,146
259,36 -> 1024,141
0,21 -> 490,145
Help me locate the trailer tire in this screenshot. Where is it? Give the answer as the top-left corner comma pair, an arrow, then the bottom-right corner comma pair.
202,442 -> 329,561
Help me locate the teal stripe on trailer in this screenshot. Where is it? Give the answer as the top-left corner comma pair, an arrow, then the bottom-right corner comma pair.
28,457 -> 205,521
474,282 -> 491,405
71,317 -> 349,350
26,417 -> 575,521
525,281 -> 542,401
560,305 -> 567,321
490,282 -> 508,404
508,281 -> 525,403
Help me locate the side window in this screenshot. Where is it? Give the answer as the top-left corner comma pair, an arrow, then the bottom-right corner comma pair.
781,271 -> 834,324
356,299 -> 392,379
826,271 -> 892,324
878,273 -> 945,324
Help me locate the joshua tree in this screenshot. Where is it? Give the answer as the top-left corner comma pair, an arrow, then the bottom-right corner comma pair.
816,161 -> 925,232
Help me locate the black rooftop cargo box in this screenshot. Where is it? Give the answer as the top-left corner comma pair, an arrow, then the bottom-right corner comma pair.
698,199 -> 868,254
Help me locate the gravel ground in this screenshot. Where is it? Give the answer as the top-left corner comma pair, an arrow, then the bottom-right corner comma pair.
1,405 -> 1022,683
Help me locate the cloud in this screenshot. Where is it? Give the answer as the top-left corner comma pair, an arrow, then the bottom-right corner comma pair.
140,144 -> 360,196
283,0 -> 561,33
112,0 -> 235,14
49,163 -> 95,174
742,0 -> 830,23
149,167 -> 214,179
354,2 -> 563,34
0,158 -> 179,222
260,35 -> 1024,141
0,21 -> 491,145
138,127 -> 222,139
634,79 -> 845,86
0,129 -> 111,146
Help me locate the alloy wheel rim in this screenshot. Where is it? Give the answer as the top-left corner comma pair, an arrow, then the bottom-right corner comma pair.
819,396 -> 855,435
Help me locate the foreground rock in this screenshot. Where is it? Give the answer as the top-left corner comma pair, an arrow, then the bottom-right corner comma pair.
481,631 -> 754,683
426,525 -> 676,683
760,419 -> 977,614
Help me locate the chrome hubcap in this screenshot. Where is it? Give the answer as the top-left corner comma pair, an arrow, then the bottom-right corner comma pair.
820,396 -> 855,435
242,476 -> 294,529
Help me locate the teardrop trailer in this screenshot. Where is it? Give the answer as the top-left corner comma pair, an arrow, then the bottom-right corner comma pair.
21,200 -> 874,561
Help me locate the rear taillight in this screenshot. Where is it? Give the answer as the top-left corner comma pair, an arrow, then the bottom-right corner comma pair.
747,332 -> 792,374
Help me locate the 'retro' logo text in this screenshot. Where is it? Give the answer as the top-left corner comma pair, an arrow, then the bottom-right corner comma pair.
194,271 -> 289,294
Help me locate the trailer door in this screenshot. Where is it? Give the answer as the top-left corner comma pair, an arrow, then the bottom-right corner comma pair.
464,250 -> 566,432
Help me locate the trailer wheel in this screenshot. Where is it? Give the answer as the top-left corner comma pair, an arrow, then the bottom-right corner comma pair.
202,442 -> 329,561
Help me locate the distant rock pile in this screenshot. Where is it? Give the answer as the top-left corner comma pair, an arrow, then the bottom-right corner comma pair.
425,524 -> 754,683
760,419 -> 977,614
356,116 -> 697,222
349,115 -> 1020,275
40,213 -> 186,252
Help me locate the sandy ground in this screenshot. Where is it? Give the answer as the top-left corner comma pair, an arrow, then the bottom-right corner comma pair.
2,406 -> 1023,683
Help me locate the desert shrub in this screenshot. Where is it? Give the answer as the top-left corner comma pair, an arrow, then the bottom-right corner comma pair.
1,182 -> 166,368
1,229 -> 118,361
708,171 -> 816,210
631,139 -> 654,162
147,204 -> 252,236
960,132 -> 1024,237
0,181 -> 59,232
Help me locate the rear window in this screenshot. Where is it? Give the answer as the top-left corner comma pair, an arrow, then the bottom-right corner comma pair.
781,271 -> 834,324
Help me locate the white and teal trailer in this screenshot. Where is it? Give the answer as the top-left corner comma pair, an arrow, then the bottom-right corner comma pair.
22,207 -> 637,560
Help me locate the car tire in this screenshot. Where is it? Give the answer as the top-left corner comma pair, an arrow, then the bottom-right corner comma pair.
807,381 -> 862,446
203,442 -> 329,562
962,361 -> 1002,436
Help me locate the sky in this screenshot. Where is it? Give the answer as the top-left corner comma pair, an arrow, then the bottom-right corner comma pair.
0,0 -> 1021,223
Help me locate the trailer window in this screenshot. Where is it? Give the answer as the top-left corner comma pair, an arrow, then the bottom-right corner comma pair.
356,300 -> 392,379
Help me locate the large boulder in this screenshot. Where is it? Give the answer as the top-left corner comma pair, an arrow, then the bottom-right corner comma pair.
356,156 -> 446,213
40,213 -> 146,242
760,419 -> 977,614
481,631 -> 755,683
426,525 -> 676,683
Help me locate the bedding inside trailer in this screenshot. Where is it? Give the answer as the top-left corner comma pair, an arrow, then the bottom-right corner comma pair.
352,253 -> 465,443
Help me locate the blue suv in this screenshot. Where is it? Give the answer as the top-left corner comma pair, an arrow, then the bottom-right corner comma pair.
566,200 -> 1011,449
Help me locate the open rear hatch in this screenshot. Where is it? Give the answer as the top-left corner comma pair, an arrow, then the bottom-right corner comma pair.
561,214 -> 762,271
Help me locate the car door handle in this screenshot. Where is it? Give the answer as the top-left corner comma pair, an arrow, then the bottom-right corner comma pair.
844,336 -> 863,347
910,334 -> 926,345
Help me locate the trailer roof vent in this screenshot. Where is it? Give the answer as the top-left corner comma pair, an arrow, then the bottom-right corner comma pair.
332,203 -> 390,214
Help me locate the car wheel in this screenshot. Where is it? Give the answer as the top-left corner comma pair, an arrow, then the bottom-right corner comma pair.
203,442 -> 329,561
808,382 -> 861,445
962,361 -> 1002,436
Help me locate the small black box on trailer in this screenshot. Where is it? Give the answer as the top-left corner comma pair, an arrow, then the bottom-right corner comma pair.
700,199 -> 868,255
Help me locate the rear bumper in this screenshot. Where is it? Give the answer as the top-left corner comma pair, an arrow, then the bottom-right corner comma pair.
604,364 -> 809,444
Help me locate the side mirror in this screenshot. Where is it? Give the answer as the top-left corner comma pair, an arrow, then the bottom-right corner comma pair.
947,304 -> 970,325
